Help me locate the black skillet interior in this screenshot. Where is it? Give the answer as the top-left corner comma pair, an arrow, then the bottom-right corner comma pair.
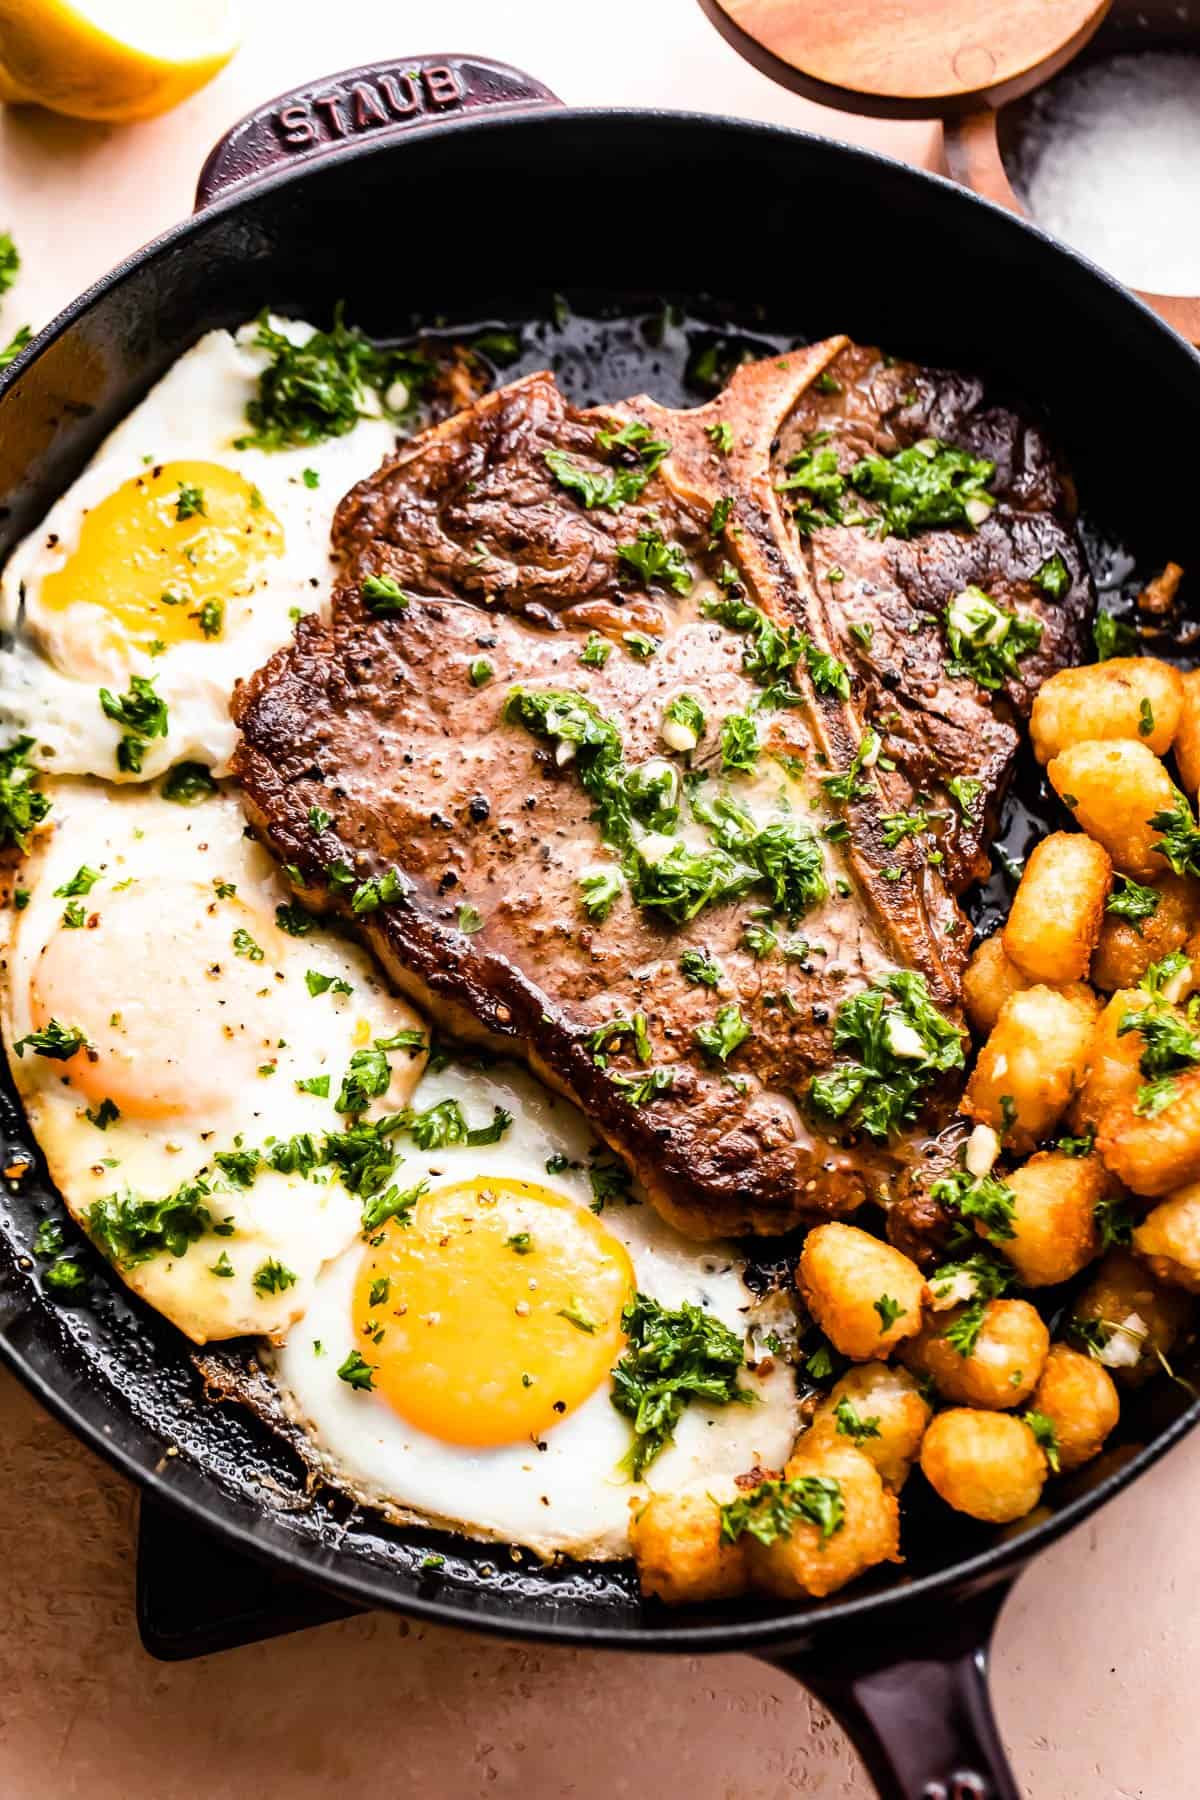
2,108 -> 1200,1653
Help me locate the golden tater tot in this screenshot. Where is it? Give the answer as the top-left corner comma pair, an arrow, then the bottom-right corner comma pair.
1003,832 -> 1111,983
1071,1248 -> 1191,1385
1069,989 -> 1149,1133
1174,669 -> 1200,800
808,1361 -> 932,1489
1001,1150 -> 1103,1287
1091,873 -> 1200,992
1097,1066 -> 1200,1197
1133,1182 -> 1200,1292
920,1409 -> 1047,1523
962,935 -> 1091,1037
901,1299 -> 1048,1409
1031,657 -> 1183,763
797,1223 -> 925,1360
962,984 -> 1098,1153
1029,1344 -> 1119,1472
747,1441 -> 901,1600
629,1480 -> 749,1606
1047,739 -> 1181,879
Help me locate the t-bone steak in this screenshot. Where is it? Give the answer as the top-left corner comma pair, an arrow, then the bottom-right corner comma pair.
232,335 -> 1092,1240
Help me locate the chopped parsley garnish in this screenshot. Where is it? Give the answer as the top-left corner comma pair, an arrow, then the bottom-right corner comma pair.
945,587 -> 1042,691
1033,553 -> 1069,599
360,573 -> 409,615
1139,697 -> 1155,738
214,1148 -> 260,1187
616,528 -> 692,595
663,692 -> 706,746
308,805 -> 333,834
205,1250 -> 233,1281
360,1177 -> 428,1234
235,306 -> 430,451
719,1474 -> 844,1546
296,1074 -> 330,1097
679,947 -> 722,988
174,481 -> 205,521
706,420 -> 734,454
545,423 -> 667,511
195,598 -> 222,639
1093,611 -> 1138,661
819,727 -> 879,806
337,1349 -> 377,1391
304,969 -> 352,997
874,1293 -> 905,1333
809,970 -> 965,1140
396,1097 -> 512,1150
947,774 -> 983,818
0,736 -> 51,851
1057,1130 -> 1095,1158
926,1248 -> 1011,1309
849,438 -> 995,538
1106,875 -> 1160,928
253,1259 -> 298,1295
588,1156 -> 634,1212
98,674 -> 168,773
275,901 -> 315,937
942,1299 -> 990,1357
506,1233 -> 533,1255
232,927 -> 264,962
692,790 -> 829,922
0,324 -> 32,369
54,865 -> 99,898
86,1178 -> 218,1268
880,808 -> 931,850
611,1066 -> 674,1107
580,633 -> 613,668
589,1012 -> 652,1067
930,1167 -> 1018,1241
1023,1409 -> 1061,1473
14,1019 -> 89,1061
720,711 -> 760,773
700,592 -> 804,703
60,898 -> 85,929
693,1003 -> 751,1064
805,640 -> 852,699
1150,794 -> 1200,878
162,761 -> 217,804
742,920 -> 777,959
622,630 -> 658,659
1117,1002 -> 1200,1079
85,1097 -> 120,1131
348,866 -> 407,912
1095,1191 -> 1135,1251
578,867 -> 623,921
0,230 -> 18,296
468,657 -> 494,687
558,1296 -> 598,1334
457,902 -> 484,934
611,1293 -> 752,1477
834,1396 -> 882,1443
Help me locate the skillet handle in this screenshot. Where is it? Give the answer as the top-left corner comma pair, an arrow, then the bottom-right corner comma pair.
195,54 -> 562,210
762,1580 -> 1021,1799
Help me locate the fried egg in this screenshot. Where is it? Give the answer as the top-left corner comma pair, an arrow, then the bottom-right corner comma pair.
1,778 -> 426,1340
0,319 -> 395,781
269,1058 -> 800,1561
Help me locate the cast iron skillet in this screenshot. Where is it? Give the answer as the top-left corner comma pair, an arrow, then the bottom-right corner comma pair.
2,54 -> 1199,1800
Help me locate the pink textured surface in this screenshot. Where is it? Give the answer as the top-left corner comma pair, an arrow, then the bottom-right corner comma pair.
0,3 -> 1196,1795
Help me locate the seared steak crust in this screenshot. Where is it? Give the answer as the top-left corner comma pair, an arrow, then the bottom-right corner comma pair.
233,339 -> 1091,1239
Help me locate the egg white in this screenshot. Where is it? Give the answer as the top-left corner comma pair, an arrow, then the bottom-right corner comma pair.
0,319 -> 395,781
268,1058 -> 800,1562
1,778 -> 427,1341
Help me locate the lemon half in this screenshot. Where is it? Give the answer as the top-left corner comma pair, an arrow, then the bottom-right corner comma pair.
0,0 -> 241,123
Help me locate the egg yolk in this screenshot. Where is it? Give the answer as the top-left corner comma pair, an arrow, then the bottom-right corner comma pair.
39,460 -> 283,651
29,880 -> 285,1119
353,1178 -> 635,1446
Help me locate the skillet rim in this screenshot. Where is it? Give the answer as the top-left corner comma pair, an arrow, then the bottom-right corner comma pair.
2,102 -> 1199,1651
